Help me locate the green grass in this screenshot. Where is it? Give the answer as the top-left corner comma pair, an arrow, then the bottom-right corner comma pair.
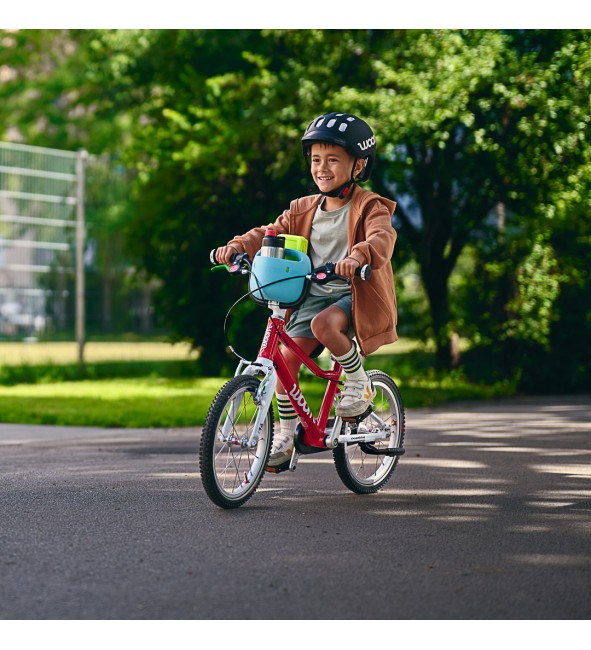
0,341 -> 197,365
0,340 -> 515,428
0,377 -> 222,428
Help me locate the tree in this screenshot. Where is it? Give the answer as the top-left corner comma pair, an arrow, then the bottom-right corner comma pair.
101,29 -> 395,370
3,29 -> 589,387
327,29 -> 591,372
0,30 -> 161,338
454,30 -> 591,388
0,29 -> 131,153
105,30 -> 313,370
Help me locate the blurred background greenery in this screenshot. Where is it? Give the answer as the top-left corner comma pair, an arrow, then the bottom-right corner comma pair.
0,29 -> 589,425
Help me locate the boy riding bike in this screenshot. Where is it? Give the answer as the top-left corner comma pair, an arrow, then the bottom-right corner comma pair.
215,111 -> 398,468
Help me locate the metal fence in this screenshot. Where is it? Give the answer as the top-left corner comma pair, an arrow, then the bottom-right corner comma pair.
0,141 -> 158,360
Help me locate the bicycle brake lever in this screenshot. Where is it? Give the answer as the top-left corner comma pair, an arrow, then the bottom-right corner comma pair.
312,262 -> 371,284
311,263 -> 346,284
229,252 -> 251,274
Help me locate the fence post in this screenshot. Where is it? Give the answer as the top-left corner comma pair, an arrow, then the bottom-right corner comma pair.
76,149 -> 87,367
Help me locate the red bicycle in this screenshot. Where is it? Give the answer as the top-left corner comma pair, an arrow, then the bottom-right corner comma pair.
199,251 -> 405,509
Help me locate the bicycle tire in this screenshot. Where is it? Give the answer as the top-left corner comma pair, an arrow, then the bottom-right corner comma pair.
200,375 -> 273,508
333,370 -> 405,494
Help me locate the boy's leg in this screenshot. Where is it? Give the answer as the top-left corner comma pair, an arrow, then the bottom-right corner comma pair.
269,336 -> 319,467
311,303 -> 375,418
332,341 -> 376,417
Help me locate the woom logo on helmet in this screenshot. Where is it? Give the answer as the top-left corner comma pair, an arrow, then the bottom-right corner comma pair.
358,136 -> 376,151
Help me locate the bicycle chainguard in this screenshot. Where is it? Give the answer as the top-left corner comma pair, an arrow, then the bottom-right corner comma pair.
293,423 -> 333,457
358,443 -> 406,457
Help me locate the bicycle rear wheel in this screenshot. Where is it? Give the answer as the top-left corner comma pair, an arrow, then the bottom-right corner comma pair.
333,370 -> 405,494
200,375 -> 273,508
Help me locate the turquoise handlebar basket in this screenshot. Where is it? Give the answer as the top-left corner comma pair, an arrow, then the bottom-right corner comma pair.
249,249 -> 311,307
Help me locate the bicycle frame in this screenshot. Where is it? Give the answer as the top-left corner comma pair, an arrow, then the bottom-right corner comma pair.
238,302 -> 343,451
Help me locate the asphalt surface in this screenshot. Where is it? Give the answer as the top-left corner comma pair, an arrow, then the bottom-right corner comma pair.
0,394 -> 590,620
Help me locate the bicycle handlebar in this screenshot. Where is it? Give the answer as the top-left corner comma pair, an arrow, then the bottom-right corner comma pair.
209,250 -> 371,282
313,261 -> 372,282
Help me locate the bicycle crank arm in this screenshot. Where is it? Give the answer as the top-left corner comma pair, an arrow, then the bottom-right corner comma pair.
358,443 -> 406,457
338,430 -> 390,444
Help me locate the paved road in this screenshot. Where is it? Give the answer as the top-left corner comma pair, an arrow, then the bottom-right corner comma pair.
0,395 -> 589,620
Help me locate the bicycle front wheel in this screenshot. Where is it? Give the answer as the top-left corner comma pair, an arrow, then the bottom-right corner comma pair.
333,370 -> 405,494
199,375 -> 273,508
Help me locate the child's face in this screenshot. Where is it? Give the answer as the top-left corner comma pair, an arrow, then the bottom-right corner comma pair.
310,143 -> 363,195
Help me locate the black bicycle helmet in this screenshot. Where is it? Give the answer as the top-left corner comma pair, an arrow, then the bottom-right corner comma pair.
302,112 -> 377,198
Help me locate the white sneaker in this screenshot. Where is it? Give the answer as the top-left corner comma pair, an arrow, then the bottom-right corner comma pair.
335,376 -> 376,418
267,433 -> 294,467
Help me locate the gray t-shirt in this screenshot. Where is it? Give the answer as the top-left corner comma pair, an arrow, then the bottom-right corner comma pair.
309,200 -> 351,296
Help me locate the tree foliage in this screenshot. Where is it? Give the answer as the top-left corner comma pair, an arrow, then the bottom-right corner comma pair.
1,29 -> 589,387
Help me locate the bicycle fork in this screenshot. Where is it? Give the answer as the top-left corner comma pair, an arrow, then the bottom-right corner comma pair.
224,358 -> 277,450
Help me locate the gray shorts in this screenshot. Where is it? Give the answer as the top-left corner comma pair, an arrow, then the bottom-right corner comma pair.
285,291 -> 354,340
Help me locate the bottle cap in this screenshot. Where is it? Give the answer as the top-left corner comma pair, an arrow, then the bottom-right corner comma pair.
265,229 -> 277,236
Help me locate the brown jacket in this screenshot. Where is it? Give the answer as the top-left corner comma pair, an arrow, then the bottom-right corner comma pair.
228,185 -> 398,356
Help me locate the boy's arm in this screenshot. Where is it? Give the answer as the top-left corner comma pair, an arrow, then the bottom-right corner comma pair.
227,209 -> 291,259
348,199 -> 397,270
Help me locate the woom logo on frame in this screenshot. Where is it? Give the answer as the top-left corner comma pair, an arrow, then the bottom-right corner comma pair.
289,384 -> 311,416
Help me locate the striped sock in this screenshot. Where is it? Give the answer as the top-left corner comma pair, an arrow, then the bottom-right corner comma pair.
276,393 -> 298,437
334,343 -> 367,381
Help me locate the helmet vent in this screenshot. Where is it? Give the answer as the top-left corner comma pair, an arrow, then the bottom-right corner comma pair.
338,123 -> 348,132
315,118 -> 325,127
327,118 -> 336,128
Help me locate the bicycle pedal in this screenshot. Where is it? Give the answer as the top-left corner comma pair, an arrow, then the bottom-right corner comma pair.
265,460 -> 291,474
340,404 -> 373,424
359,443 -> 406,457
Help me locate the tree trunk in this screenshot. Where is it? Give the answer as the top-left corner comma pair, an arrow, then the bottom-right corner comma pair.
102,274 -> 112,331
422,264 -> 453,369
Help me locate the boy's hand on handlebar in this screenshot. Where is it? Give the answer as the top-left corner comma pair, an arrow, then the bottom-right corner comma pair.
215,245 -> 242,265
335,257 -> 361,279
